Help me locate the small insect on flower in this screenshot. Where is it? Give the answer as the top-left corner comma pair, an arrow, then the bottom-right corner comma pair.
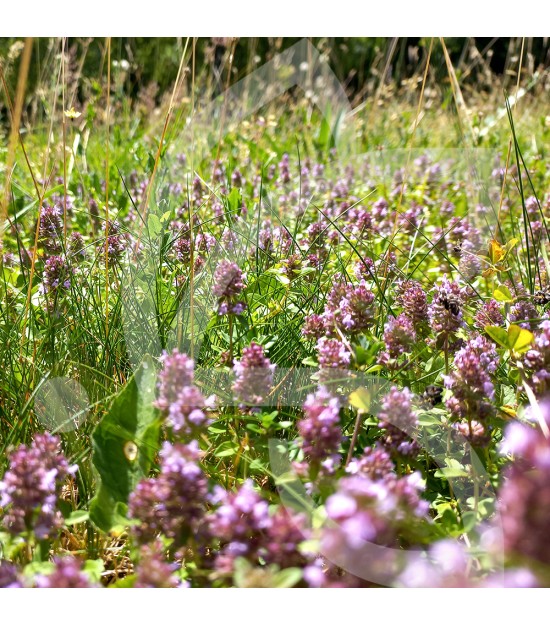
422,384 -> 443,407
438,293 -> 461,316
64,107 -> 82,120
534,289 -> 550,307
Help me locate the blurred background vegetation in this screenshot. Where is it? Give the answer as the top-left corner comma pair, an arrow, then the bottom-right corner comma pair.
0,37 -> 549,125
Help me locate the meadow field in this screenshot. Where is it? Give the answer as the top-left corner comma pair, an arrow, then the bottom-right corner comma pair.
1,37 -> 550,588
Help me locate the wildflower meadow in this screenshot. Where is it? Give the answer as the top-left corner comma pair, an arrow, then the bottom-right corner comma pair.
1,34 -> 550,593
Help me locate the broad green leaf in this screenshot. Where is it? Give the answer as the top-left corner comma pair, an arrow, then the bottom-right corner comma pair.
507,324 -> 534,353
23,561 -> 55,579
301,356 -> 318,367
147,214 -> 162,238
493,285 -> 513,302
485,325 -> 508,347
89,356 -> 160,531
64,510 -> 89,526
89,484 -> 115,532
227,187 -> 241,215
434,467 -> 469,479
348,387 -> 371,412
417,411 -> 443,427
111,575 -> 137,588
434,458 -> 468,479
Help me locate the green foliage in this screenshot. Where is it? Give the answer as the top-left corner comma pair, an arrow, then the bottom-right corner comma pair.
89,356 -> 160,531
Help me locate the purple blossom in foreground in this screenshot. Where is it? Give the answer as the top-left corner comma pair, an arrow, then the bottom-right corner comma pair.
323,281 -> 375,335
231,168 -> 245,188
281,254 -> 302,281
213,259 -> 245,298
482,568 -> 539,588
474,299 -> 504,330
2,251 -> 15,267
498,401 -> 550,569
523,320 -> 550,395
88,198 -> 100,229
347,208 -> 373,239
212,259 -> 246,315
42,255 -> 72,295
39,204 -> 63,251
447,217 -> 482,252
0,561 -> 23,588
128,441 -> 208,547
103,220 -> 127,262
397,540 -> 479,587
346,445 -> 394,481
232,343 -> 275,407
444,335 -> 497,427
316,337 -> 350,368
155,349 -> 195,412
135,541 -> 184,588
428,278 -> 467,338
209,480 -> 271,575
68,231 -> 86,260
453,419 -> 489,447
296,387 -> 343,476
458,240 -> 482,279
321,470 -> 428,580
210,481 -> 312,580
408,540 -> 469,586
397,280 -> 428,329
378,387 -> 419,458
35,557 -> 96,588
316,337 -> 352,387
155,349 -> 214,438
278,153 -> 291,185
262,508 -> 312,571
509,298 -> 539,330
302,314 -> 326,340
378,313 -> 416,367
0,432 -> 76,539
166,385 -> 213,439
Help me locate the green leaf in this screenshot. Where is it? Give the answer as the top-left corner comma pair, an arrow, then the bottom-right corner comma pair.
214,440 -> 239,458
460,511 -> 477,533
272,567 -> 303,588
354,344 -> 370,366
349,387 -> 371,412
417,411 -> 443,427
507,324 -> 534,353
147,214 -> 162,238
485,325 -> 508,347
227,187 -> 241,215
434,467 -> 469,479
434,458 -> 469,479
23,561 -> 55,579
64,510 -> 90,526
301,356 -> 318,367
89,356 -> 160,532
265,267 -> 290,285
493,285 -> 513,302
89,484 -> 117,532
486,324 -> 534,353
83,559 -> 105,583
111,574 -> 137,588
